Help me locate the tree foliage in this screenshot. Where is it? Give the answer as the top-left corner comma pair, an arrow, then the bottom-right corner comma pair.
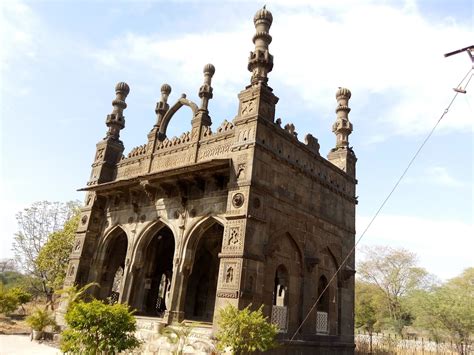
216,304 -> 278,354
357,246 -> 429,333
412,268 -> 473,354
0,285 -> 32,315
355,281 -> 383,334
60,299 -> 141,354
36,212 -> 80,292
12,200 -> 80,303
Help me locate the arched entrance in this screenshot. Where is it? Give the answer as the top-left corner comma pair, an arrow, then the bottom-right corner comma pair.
97,229 -> 128,301
184,222 -> 223,322
131,226 -> 175,317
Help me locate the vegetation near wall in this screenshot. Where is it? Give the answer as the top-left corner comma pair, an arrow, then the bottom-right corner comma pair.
355,246 -> 473,355
60,299 -> 141,354
216,304 -> 278,355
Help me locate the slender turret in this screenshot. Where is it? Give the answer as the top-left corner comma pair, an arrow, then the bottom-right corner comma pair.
248,6 -> 274,86
105,82 -> 129,141
328,87 -> 357,177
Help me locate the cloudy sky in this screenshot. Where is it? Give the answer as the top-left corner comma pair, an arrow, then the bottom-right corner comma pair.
1,0 -> 472,280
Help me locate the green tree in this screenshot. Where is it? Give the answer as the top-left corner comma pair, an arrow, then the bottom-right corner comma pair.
413,268 -> 473,355
0,288 -> 19,315
0,285 -> 32,315
358,246 -> 429,334
8,287 -> 32,313
12,201 -> 80,304
60,299 -> 141,354
36,212 -> 80,293
216,304 -> 278,355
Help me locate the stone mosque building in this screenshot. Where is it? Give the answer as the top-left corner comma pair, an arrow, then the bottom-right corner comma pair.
63,6 -> 357,354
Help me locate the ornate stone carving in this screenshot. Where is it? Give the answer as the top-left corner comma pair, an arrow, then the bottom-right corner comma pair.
232,193 -> 245,208
216,290 -> 239,299
219,259 -> 242,289
305,134 -> 320,155
197,142 -> 232,160
223,220 -> 245,252
216,119 -> 235,133
240,99 -> 256,116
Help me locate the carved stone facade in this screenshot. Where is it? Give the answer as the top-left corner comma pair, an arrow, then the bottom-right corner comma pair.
62,6 -> 357,354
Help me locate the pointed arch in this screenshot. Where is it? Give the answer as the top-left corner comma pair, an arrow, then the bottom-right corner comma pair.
158,97 -> 199,140
96,225 -> 128,264
267,231 -> 304,274
180,215 -> 225,271
130,218 -> 177,267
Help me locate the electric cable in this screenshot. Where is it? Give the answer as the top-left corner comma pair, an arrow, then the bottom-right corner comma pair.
289,67 -> 473,342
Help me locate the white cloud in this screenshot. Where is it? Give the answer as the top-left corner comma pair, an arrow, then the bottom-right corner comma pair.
357,214 -> 473,280
0,0 -> 38,71
404,165 -> 468,188
88,1 -> 473,138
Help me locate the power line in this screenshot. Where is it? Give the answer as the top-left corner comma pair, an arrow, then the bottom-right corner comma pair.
289,67 -> 473,342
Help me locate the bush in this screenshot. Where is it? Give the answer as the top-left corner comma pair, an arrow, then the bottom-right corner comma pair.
26,308 -> 56,331
0,285 -> 32,315
60,299 -> 141,354
0,289 -> 19,315
216,304 -> 278,354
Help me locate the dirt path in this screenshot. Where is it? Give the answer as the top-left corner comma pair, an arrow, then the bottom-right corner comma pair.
0,334 -> 60,355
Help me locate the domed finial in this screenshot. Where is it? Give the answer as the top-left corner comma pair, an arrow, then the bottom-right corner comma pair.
105,82 -> 130,140
203,63 -> 215,77
253,6 -> 273,26
199,63 -> 215,111
161,83 -> 172,96
332,87 -> 353,149
336,87 -> 351,100
115,82 -> 130,97
248,6 -> 274,86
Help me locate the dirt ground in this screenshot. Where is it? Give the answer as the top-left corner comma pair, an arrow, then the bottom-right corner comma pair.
0,334 -> 60,354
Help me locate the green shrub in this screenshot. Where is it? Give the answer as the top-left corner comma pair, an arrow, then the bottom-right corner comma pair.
26,308 -> 56,331
0,289 -> 19,315
216,304 -> 278,355
60,299 -> 141,354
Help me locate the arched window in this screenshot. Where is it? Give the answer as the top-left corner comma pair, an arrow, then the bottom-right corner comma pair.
271,265 -> 289,332
273,265 -> 289,306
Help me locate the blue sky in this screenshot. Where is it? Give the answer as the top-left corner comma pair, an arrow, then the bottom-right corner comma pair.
1,0 -> 472,280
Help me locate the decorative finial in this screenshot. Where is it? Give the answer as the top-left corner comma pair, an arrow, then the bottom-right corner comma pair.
248,6 -> 274,86
199,63 -> 215,111
155,83 -> 172,128
105,82 -> 129,140
332,87 -> 353,149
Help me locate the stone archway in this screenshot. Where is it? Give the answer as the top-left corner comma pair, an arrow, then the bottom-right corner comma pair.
129,225 -> 175,317
96,228 -> 128,301
183,222 -> 223,322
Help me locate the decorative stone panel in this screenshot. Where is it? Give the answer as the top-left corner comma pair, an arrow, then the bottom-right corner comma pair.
222,219 -> 245,252
218,258 -> 242,290
271,305 -> 288,333
316,311 -> 329,334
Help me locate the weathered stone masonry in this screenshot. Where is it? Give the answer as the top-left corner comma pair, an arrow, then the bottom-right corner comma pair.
63,6 -> 357,354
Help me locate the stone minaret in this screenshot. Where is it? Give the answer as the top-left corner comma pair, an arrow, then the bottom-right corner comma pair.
192,63 -> 215,130
235,6 -> 278,124
327,87 -> 357,177
248,5 -> 274,87
88,82 -> 130,186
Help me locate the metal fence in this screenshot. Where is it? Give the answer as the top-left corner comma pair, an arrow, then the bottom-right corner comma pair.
355,331 -> 471,354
